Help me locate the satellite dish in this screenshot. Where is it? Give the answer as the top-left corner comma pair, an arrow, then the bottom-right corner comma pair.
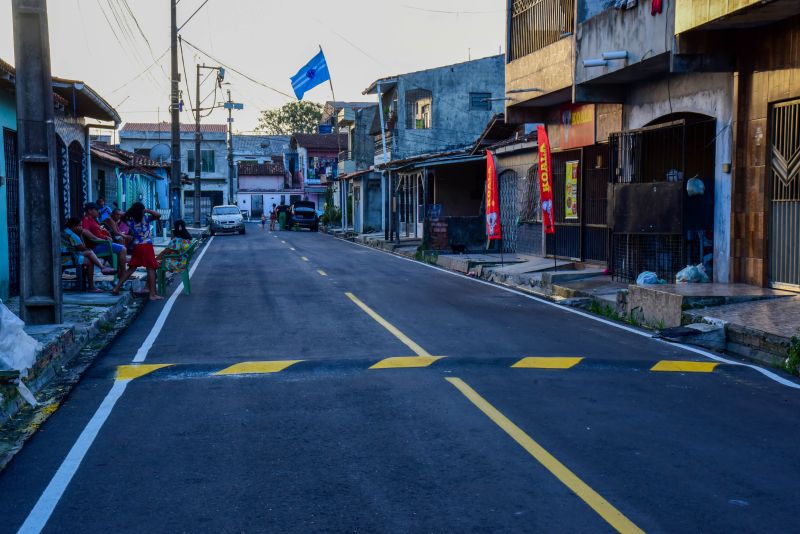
149,143 -> 171,163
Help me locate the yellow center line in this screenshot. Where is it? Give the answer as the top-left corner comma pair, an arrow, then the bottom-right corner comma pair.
345,292 -> 432,358
317,269 -> 327,276
290,247 -> 296,251
302,256 -> 309,261
446,377 -> 644,534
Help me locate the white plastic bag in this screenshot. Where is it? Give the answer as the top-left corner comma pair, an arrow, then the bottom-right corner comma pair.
0,301 -> 40,376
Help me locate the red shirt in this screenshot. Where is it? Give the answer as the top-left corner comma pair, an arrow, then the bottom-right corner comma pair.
81,216 -> 111,248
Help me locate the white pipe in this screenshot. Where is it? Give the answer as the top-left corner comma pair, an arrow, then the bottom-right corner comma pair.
602,50 -> 628,60
583,59 -> 608,67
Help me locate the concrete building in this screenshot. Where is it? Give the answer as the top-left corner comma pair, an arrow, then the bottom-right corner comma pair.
119,123 -> 227,224
674,2 -> 800,291
362,55 -> 505,239
337,105 -> 382,233
505,0 -> 733,284
0,58 -> 119,301
287,133 -> 346,209
235,161 -> 299,220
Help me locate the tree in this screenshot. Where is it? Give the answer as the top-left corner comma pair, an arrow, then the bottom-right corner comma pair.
256,101 -> 324,135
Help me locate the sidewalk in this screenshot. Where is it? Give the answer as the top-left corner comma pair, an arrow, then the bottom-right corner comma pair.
340,230 -> 799,368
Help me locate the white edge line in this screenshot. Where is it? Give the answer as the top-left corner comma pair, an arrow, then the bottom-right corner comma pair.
19,237 -> 217,532
17,380 -> 130,534
335,236 -> 800,390
132,236 -> 215,363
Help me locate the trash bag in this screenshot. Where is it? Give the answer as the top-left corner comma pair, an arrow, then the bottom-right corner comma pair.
0,301 -> 40,376
636,271 -> 660,285
676,263 -> 710,283
686,175 -> 705,196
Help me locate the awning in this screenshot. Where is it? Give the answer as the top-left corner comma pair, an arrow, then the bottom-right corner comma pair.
304,186 -> 329,194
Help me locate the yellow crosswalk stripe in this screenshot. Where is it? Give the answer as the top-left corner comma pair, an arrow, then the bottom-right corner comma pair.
650,360 -> 719,373
116,364 -> 173,381
214,361 -> 302,376
370,356 -> 444,369
512,357 -> 584,369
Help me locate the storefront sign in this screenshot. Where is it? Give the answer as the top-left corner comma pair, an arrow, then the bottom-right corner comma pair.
559,103 -> 595,150
485,150 -> 501,240
537,125 -> 555,234
565,160 -> 579,220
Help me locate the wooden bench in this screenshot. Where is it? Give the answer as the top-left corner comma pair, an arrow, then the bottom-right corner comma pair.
156,240 -> 200,297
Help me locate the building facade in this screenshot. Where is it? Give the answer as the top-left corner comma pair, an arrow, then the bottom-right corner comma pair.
119,123 -> 227,224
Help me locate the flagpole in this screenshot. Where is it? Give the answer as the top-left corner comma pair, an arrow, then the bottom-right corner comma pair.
320,45 -> 343,229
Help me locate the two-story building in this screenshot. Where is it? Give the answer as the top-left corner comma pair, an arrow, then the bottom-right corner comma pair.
362,55 -> 505,239
287,133 -> 347,209
337,105 -> 382,233
119,122 -> 227,224
674,0 -> 800,291
504,0 -> 735,284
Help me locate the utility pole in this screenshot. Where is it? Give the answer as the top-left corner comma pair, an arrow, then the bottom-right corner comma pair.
193,64 -> 225,226
11,0 -> 61,324
170,0 -> 182,223
193,63 -> 202,227
224,90 -> 243,205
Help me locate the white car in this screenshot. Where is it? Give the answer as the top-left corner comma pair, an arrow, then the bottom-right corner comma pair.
209,205 -> 245,235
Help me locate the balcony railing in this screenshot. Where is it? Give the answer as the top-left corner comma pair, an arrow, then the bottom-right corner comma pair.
374,131 -> 393,157
509,0 -> 575,61
338,150 -> 353,161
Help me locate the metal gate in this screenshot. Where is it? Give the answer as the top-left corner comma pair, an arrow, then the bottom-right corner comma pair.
499,169 -> 519,252
4,128 -> 19,297
770,99 -> 800,290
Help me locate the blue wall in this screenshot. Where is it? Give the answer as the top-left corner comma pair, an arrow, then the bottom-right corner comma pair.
0,88 -> 16,301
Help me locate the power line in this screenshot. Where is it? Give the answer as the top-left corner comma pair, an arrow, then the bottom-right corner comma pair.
177,0 -> 212,32
180,38 -> 295,100
119,0 -> 170,80
110,47 -> 169,94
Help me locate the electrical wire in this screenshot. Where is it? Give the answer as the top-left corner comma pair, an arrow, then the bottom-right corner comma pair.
180,38 -> 295,100
119,0 -> 170,80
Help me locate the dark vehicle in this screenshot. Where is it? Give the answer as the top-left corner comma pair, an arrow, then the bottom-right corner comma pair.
291,200 -> 319,232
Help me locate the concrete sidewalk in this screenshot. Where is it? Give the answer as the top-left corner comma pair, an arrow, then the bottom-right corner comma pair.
342,230 -> 799,367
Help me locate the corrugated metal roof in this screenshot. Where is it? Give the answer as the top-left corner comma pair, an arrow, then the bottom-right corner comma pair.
237,161 -> 286,176
121,122 -> 227,133
232,134 -> 290,154
292,133 -> 347,151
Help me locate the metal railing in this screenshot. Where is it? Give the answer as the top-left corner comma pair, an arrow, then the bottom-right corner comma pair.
509,0 -> 575,61
338,150 -> 353,161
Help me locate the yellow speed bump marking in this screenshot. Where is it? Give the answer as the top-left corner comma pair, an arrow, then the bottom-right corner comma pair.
512,357 -> 584,369
116,364 -> 173,381
446,377 -> 644,534
317,270 -> 327,276
346,292 -> 432,357
651,360 -> 719,373
215,361 -> 302,376
370,356 -> 444,370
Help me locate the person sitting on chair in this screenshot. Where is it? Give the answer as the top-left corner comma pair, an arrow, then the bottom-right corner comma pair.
62,217 -> 115,292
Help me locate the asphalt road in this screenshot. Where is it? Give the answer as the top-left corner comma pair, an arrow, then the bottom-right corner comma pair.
1,225 -> 799,533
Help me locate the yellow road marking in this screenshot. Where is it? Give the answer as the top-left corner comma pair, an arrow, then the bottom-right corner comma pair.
370,356 -> 444,369
512,357 -> 584,369
317,270 -> 327,276
651,360 -> 719,373
290,247 -> 296,251
116,364 -> 173,381
215,360 -> 302,376
446,377 -> 644,534
302,256 -> 309,261
281,240 -> 286,244
345,292 -> 432,357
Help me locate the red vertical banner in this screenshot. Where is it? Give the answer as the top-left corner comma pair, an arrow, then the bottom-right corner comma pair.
485,150 -> 501,240
537,125 -> 555,234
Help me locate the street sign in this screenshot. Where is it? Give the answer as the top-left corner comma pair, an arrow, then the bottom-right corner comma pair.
224,102 -> 244,110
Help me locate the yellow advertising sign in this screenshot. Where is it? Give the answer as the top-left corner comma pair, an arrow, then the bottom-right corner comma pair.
565,160 -> 579,220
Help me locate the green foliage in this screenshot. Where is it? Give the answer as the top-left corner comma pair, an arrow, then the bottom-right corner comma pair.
320,188 -> 341,225
783,336 -> 800,376
256,101 -> 324,135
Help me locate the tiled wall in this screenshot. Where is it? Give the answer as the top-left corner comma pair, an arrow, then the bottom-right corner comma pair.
731,18 -> 800,286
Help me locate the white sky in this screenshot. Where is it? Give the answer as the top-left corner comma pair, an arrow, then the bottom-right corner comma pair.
0,0 -> 505,132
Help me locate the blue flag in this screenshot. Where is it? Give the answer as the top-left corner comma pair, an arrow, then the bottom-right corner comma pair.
290,50 -> 330,101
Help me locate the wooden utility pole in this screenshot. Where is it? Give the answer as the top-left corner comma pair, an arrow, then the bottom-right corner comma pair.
11,0 -> 61,324
193,63 -> 202,227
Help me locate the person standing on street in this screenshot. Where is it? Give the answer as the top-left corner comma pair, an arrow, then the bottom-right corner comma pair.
260,212 -> 267,230
269,204 -> 277,231
112,202 -> 163,301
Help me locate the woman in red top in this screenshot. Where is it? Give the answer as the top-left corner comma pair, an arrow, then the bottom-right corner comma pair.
111,202 -> 163,300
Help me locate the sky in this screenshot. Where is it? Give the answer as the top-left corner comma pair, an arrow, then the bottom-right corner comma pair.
0,0 -> 505,133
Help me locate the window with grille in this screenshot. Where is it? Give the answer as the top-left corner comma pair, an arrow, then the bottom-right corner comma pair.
405,89 -> 432,129
470,93 -> 492,111
187,149 -> 216,173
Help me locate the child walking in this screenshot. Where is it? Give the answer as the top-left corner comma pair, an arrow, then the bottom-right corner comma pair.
260,212 -> 267,230
112,202 -> 164,301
